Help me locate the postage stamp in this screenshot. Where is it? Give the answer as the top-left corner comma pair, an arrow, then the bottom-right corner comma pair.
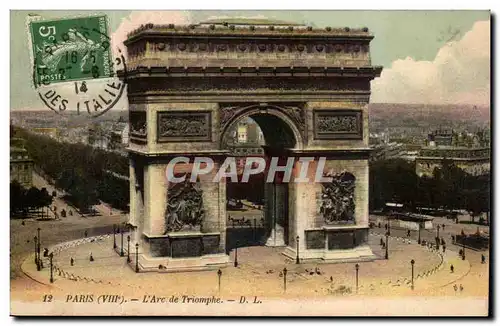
9,10 -> 491,318
27,14 -> 127,117
30,15 -> 113,86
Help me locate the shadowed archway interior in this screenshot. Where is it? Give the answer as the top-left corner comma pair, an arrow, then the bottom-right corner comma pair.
222,110 -> 298,251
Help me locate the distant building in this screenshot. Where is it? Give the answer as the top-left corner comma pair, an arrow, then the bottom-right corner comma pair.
416,147 -> 490,177
427,128 -> 453,147
32,127 -> 59,139
10,138 -> 33,188
416,128 -> 490,177
109,122 -> 130,150
237,124 -> 248,143
225,119 -> 265,157
88,125 -> 110,150
369,142 -> 406,162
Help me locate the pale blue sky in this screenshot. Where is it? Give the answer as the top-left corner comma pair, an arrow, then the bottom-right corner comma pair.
10,10 -> 490,109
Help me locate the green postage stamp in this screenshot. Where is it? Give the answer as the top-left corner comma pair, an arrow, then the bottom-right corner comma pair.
29,15 -> 112,87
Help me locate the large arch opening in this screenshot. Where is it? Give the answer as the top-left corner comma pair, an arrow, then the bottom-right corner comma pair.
221,106 -> 301,251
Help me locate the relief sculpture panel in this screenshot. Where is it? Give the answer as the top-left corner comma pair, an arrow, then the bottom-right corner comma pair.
313,110 -> 362,140
164,177 -> 205,233
318,171 -> 356,225
157,111 -> 212,142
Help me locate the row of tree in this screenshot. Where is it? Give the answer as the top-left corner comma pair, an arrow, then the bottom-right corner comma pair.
13,127 -> 129,213
10,181 -> 53,217
369,158 -> 490,222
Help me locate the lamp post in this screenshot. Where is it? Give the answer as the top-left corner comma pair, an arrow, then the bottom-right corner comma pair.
436,225 -> 441,249
49,252 -> 54,283
34,236 -> 40,271
462,242 -> 466,260
127,235 -> 131,263
410,259 -> 415,290
385,231 -> 389,260
355,263 -> 359,293
295,235 -> 300,264
283,267 -> 287,292
217,269 -> 222,292
234,243 -> 238,268
135,243 -> 139,273
120,228 -> 124,257
37,228 -> 41,267
113,224 -> 116,249
418,223 -> 421,244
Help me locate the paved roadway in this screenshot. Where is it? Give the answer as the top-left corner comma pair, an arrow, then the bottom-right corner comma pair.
369,214 -> 490,261
10,173 -> 127,296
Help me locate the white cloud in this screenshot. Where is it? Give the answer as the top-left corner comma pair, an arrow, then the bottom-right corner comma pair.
371,20 -> 490,106
110,11 -> 192,57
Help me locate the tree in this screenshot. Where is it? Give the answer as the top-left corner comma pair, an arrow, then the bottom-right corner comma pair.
369,159 -> 417,210
25,187 -> 41,210
10,181 -> 26,215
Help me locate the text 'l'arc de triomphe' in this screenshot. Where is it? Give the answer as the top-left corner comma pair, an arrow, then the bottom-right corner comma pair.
119,19 -> 382,271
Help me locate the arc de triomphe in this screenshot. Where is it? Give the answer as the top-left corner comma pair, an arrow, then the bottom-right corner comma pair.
120,19 -> 382,271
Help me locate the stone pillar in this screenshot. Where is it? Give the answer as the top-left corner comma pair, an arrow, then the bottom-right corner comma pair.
128,158 -> 137,244
147,164 -> 167,236
265,183 -> 286,247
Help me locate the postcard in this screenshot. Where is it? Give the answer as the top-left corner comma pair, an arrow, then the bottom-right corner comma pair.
10,10 -> 490,316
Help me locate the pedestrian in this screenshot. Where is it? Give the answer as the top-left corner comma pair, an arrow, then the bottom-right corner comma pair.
453,284 -> 458,292
442,245 -> 446,253
459,284 -> 463,292
84,230 -> 88,238
407,230 -> 411,237
378,222 -> 381,228
70,257 -> 74,266
481,254 -> 486,264
450,264 -> 454,273
89,253 -> 94,262
442,224 -> 445,231
380,238 -> 384,246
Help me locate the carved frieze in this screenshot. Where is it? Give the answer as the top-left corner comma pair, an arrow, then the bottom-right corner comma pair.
147,39 -> 368,55
318,171 -> 356,225
164,178 -> 205,233
219,106 -> 246,131
157,111 -> 212,142
281,106 -> 306,132
313,110 -> 363,140
127,77 -> 370,95
129,111 -> 147,143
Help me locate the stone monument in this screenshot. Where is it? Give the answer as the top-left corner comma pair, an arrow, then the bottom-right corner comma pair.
120,19 -> 382,271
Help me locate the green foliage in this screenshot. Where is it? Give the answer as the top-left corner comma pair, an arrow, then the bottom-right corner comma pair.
10,182 -> 53,217
370,158 -> 490,216
13,127 -> 129,213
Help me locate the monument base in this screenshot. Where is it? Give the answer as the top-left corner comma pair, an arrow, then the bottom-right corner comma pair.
136,232 -> 230,272
134,253 -> 230,272
282,226 -> 377,262
282,245 -> 376,263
